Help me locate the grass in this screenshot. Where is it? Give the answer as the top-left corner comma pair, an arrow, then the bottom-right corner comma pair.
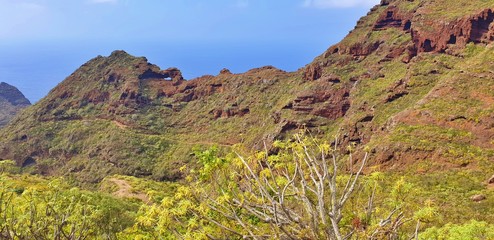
0,0 -> 494,237
418,0 -> 493,22
0,0 -> 493,196
372,123 -> 494,167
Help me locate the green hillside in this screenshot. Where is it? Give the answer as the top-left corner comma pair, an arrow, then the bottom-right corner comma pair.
0,0 -> 494,238
2,0 -> 494,184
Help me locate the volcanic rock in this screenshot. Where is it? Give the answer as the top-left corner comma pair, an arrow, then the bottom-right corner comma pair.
412,8 -> 494,54
3,0 -> 494,184
219,68 -> 233,75
303,63 -> 322,81
373,5 -> 412,31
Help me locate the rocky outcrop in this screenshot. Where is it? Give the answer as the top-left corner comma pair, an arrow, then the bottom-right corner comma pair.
285,78 -> 350,119
157,75 -> 224,103
373,6 -> 412,31
325,3 -> 494,62
303,63 -> 322,81
157,65 -> 287,103
341,41 -> 383,57
383,78 -> 409,103
219,68 -> 233,75
4,0 -> 494,183
411,9 -> 494,53
371,5 -> 494,57
139,67 -> 183,81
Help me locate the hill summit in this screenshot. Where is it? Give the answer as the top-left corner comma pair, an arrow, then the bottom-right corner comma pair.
1,0 -> 494,183
0,82 -> 30,127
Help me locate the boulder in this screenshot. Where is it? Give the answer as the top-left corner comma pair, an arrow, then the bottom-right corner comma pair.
470,194 -> 486,202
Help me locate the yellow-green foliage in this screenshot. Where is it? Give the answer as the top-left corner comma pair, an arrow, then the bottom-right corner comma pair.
420,220 -> 494,240
0,174 -> 138,239
0,136 -> 492,239
0,160 -> 20,174
125,134 -> 433,239
120,185 -> 214,240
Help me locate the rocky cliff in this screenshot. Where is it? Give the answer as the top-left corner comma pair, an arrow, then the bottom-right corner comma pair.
0,82 -> 30,127
1,0 -> 494,183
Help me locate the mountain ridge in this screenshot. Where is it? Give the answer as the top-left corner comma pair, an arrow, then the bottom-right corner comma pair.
0,82 -> 31,127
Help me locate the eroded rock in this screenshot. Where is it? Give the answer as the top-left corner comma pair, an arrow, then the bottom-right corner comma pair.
373,6 -> 412,31
304,64 -> 322,81
412,9 -> 494,54
288,82 -> 351,119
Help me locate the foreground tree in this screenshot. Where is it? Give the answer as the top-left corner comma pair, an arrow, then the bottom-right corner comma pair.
128,132 -> 416,239
197,134 -> 371,239
0,177 -> 136,240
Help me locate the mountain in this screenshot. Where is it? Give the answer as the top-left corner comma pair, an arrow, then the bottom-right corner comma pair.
0,82 -> 31,127
1,0 -> 494,184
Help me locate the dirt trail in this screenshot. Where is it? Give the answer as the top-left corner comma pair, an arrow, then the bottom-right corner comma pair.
112,120 -> 128,129
107,178 -> 150,203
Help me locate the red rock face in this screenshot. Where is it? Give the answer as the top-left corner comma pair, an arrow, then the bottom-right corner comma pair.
156,66 -> 287,103
286,79 -> 351,120
372,5 -> 494,55
412,9 -> 494,53
329,5 -> 494,61
470,9 -> 494,42
336,41 -> 383,58
158,75 -> 224,102
303,63 -> 322,81
373,6 -> 412,32
350,41 -> 383,56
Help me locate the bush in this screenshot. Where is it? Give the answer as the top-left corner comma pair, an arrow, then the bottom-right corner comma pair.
420,220 -> 494,240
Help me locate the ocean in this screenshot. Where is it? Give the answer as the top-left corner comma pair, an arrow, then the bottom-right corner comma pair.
0,40 -> 329,103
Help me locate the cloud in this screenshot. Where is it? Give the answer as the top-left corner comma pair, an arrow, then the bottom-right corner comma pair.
303,0 -> 380,8
89,0 -> 118,4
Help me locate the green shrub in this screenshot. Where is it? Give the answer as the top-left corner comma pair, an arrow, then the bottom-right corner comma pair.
420,220 -> 494,240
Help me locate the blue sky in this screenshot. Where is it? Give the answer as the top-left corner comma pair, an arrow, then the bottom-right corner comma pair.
0,0 -> 380,102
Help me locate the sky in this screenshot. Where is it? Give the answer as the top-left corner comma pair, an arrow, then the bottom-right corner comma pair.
0,0 -> 380,102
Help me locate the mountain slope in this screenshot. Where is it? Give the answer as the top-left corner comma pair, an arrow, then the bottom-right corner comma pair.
0,82 -> 31,127
1,0 -> 494,184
